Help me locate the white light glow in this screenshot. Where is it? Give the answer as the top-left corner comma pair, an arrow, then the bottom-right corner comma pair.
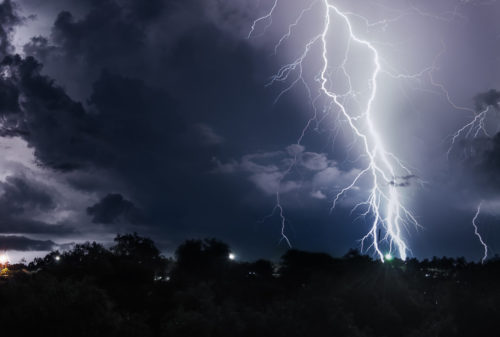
0,254 -> 9,265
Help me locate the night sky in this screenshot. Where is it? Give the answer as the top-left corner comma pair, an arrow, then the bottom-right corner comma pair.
0,0 -> 499,262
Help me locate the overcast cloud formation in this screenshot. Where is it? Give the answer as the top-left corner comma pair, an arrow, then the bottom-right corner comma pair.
0,0 -> 497,261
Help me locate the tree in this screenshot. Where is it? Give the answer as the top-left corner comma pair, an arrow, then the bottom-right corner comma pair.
111,232 -> 169,282
172,238 -> 231,282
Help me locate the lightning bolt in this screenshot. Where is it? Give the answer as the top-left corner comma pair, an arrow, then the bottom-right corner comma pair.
447,106 -> 490,159
249,0 -> 429,262
472,202 -> 488,263
247,0 -> 279,39
446,96 -> 496,261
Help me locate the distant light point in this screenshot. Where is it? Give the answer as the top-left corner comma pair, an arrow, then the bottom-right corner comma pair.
384,253 -> 393,262
228,253 -> 236,260
0,254 -> 9,265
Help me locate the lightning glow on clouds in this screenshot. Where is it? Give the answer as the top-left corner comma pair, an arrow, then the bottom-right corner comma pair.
246,0 -> 431,261
244,0 -> 497,261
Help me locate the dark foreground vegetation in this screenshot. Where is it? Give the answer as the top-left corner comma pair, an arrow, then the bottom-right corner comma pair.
0,234 -> 498,336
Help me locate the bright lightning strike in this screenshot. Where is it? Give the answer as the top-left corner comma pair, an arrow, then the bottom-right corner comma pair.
249,0 -> 427,262
471,202 -> 488,264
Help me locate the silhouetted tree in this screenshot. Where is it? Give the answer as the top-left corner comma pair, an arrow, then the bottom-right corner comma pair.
5,234 -> 500,337
111,232 -> 169,282
172,238 -> 231,283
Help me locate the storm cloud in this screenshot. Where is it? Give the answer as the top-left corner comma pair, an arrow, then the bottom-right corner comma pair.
87,193 -> 144,225
0,0 -> 495,260
475,89 -> 500,111
0,0 -> 20,56
0,235 -> 55,251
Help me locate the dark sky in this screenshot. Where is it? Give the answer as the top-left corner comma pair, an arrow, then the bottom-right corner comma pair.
0,0 -> 499,262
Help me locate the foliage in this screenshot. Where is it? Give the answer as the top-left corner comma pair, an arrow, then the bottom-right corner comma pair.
1,234 -> 498,336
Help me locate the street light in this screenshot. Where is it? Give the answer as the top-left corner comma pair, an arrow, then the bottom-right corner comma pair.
0,254 -> 8,265
384,253 -> 393,262
228,253 -> 236,260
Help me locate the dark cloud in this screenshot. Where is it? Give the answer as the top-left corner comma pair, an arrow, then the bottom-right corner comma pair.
0,0 -> 21,57
0,235 -> 55,251
0,176 -> 55,214
0,175 -> 74,235
87,193 -> 144,225
388,175 -> 417,187
454,89 -> 500,194
0,1 -> 23,114
118,0 -> 166,22
475,132 -> 500,188
22,36 -> 56,61
0,55 -> 93,170
21,0 -> 169,100
0,218 -> 74,234
193,124 -> 225,146
52,6 -> 144,66
474,89 -> 500,111
0,54 -> 183,174
0,0 -> 321,255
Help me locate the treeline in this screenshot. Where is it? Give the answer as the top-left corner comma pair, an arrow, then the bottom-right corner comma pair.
0,233 -> 499,336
